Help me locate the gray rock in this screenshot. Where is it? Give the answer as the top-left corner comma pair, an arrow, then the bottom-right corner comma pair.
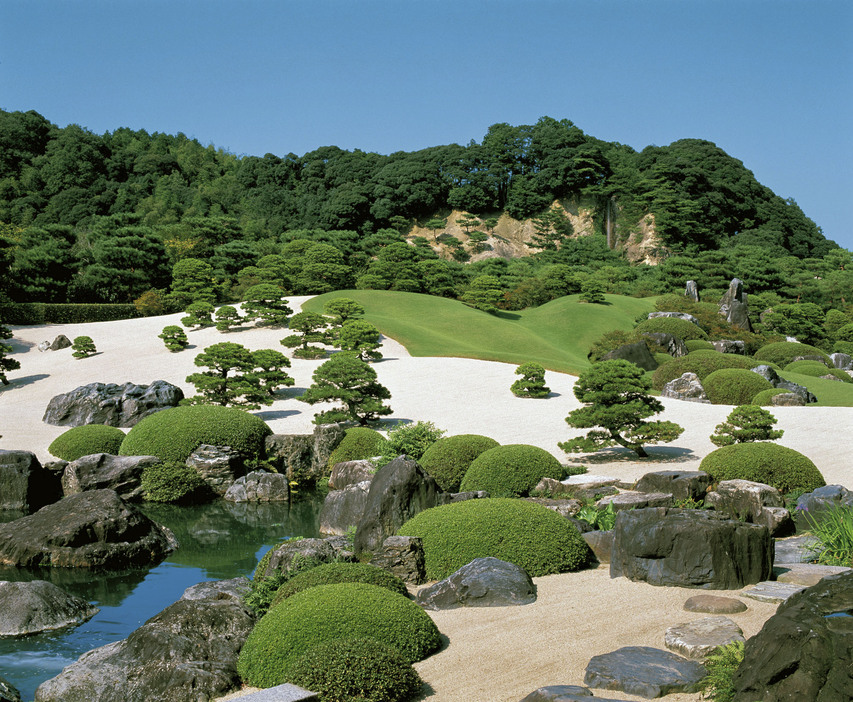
0,450 -> 62,512
0,676 -> 19,702
705,479 -> 794,537
584,646 -> 706,698
370,535 -> 426,585
583,530 -> 614,563
417,557 -> 535,610
830,352 -> 852,370
442,490 -> 489,503
34,582 -> 256,702
750,365 -> 816,403
683,594 -> 747,614
180,576 -> 250,602
711,339 -> 745,355
311,423 -> 346,477
648,311 -> 702,326
48,334 -> 72,351
42,381 -> 184,427
601,342 -> 658,371
519,685 -> 595,701
685,280 -> 699,302
561,474 -> 621,490
718,278 -> 752,331
525,496 -> 582,519
661,372 -> 710,403
186,444 -> 245,495
664,616 -> 744,660
794,484 -> 853,531
319,480 -> 371,535
235,684 -> 319,701
610,508 -> 772,589
741,581 -> 807,603
819,373 -> 844,382
257,536 -> 347,580
770,392 -> 806,406
264,433 -> 313,482
774,563 -> 852,587
353,456 -> 442,553
328,459 -> 374,489
641,332 -> 688,358
37,340 -> 50,352
0,489 -> 177,568
0,580 -> 98,635
61,453 -> 159,501
774,534 -> 821,564
634,471 -> 711,501
223,470 -> 289,502
597,491 -> 673,511
534,476 -> 577,496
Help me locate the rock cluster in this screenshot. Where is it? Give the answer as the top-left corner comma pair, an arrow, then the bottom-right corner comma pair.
42,381 -> 184,427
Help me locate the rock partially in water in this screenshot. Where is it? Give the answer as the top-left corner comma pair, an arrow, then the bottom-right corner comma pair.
0,580 -> 98,635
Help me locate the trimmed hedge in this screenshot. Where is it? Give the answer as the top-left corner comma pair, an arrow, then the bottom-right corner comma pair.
753,341 -> 832,368
119,405 -> 272,463
272,562 -> 408,607
397,498 -> 591,580
699,442 -> 825,494
652,351 -> 757,390
784,360 -> 852,383
459,444 -> 565,497
419,434 -> 500,492
284,638 -> 423,702
48,424 -> 126,461
0,303 -> 139,326
140,461 -> 210,503
685,339 -> 716,352
703,369 -> 773,405
634,317 -> 708,341
752,388 -> 789,406
327,427 -> 385,469
237,583 -> 441,688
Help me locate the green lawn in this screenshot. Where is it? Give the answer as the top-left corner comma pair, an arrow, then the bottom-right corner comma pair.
304,290 -> 656,376
779,371 -> 853,407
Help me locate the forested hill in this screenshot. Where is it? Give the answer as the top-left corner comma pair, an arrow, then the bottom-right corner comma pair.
0,110 -> 833,258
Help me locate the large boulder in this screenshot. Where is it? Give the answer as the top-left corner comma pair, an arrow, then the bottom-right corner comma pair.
648,311 -> 702,326
711,340 -> 745,355
641,332 -> 688,358
223,470 -> 289,502
185,445 -> 245,496
751,365 -> 816,403
256,536 -> 351,580
794,485 -> 853,532
601,342 -> 658,371
48,334 -> 72,351
661,372 -> 710,403
264,423 -> 345,483
61,453 -> 160,501
370,535 -> 426,585
731,571 -> 853,701
416,557 -> 536,610
584,646 -> 706,698
685,280 -> 699,302
0,580 -> 98,635
319,480 -> 371,535
0,450 -> 62,512
0,489 -> 177,568
328,459 -> 375,490
705,479 -> 794,537
610,507 -> 772,589
830,352 -> 852,370
353,456 -> 443,553
634,471 -> 711,502
719,278 -> 752,332
42,381 -> 184,428
0,676 -> 19,702
34,580 -> 256,702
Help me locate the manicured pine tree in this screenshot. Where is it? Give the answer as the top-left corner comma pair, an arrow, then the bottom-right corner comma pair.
334,320 -> 382,362
0,322 -> 20,385
71,336 -> 97,359
511,361 -> 550,398
159,325 -> 189,352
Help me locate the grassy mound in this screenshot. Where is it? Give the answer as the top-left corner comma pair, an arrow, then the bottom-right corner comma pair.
328,427 -> 384,468
635,316 -> 709,341
48,424 -> 126,461
119,405 -> 271,463
140,461 -> 210,503
703,368 -> 773,405
272,562 -> 408,607
237,583 -> 441,688
685,339 -> 715,352
459,443 -> 565,497
778,371 -> 853,407
652,351 -> 757,390
753,341 -> 832,368
419,434 -> 500,492
397,498 -> 591,580
783,360 -> 851,383
699,443 -> 825,494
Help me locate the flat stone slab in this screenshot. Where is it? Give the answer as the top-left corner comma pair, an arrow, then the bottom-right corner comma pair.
237,684 -> 319,701
683,594 -> 747,614
519,684 -> 626,701
773,534 -> 820,564
774,563 -> 852,587
584,646 -> 706,698
561,475 -> 620,488
741,581 -> 807,603
597,491 -> 672,511
664,616 -> 744,660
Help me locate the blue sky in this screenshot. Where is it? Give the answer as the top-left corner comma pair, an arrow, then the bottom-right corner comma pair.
2,0 -> 851,250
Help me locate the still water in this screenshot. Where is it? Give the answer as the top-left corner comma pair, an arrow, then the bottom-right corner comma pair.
0,497 -> 323,701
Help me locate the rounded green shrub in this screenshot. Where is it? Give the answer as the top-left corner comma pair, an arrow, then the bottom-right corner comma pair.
652,352 -> 757,390
699,442 -> 825,494
751,388 -> 789,406
703,369 -> 773,405
272,562 -> 408,607
459,444 -> 564,497
284,638 -> 423,702
753,341 -> 832,368
48,424 -> 126,461
327,427 -> 384,469
685,339 -> 715,352
237,583 -> 441,688
634,317 -> 708,341
397,498 -> 591,580
784,360 -> 852,383
140,461 -> 209,503
119,405 -> 272,463
419,434 -> 500,492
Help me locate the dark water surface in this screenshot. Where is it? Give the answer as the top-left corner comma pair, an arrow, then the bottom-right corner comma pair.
0,497 -> 323,701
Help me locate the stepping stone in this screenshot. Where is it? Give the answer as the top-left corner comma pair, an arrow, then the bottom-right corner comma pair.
562,474 -> 620,488
664,616 -> 745,660
773,534 -> 820,564
683,594 -> 747,614
742,581 -> 806,603
774,563 -> 852,587
519,685 -> 626,701
596,491 -> 673,511
584,646 -> 706,698
237,684 -> 319,701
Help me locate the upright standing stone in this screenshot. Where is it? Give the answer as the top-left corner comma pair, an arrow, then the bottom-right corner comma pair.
718,278 -> 752,331
0,450 -> 62,512
685,280 -> 699,301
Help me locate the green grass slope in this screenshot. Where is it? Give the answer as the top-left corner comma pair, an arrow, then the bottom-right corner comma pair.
304,290 -> 656,375
779,371 -> 853,407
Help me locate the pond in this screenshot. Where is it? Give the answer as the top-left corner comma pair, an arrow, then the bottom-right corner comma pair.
0,496 -> 324,701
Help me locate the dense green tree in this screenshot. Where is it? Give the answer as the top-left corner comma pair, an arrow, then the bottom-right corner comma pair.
460,275 -> 504,314
71,336 -> 97,359
710,405 -> 784,447
334,320 -> 382,362
762,303 -> 826,346
169,257 -> 218,307
579,279 -> 606,304
531,205 -> 573,251
511,362 -> 550,398
324,297 -> 365,326
215,304 -> 243,332
159,325 -> 189,352
181,300 -> 215,328
280,311 -> 328,358
185,341 -> 268,409
9,225 -> 79,302
0,323 -> 20,385
242,284 -> 292,327
425,218 -> 446,242
250,349 -> 295,397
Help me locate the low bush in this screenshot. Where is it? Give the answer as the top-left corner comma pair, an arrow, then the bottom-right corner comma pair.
397,498 -> 591,580
272,562 -> 408,607
48,424 -> 126,461
685,339 -> 715,352
697,640 -> 744,702
753,341 -> 832,368
634,317 -> 708,341
140,461 -> 210,503
327,427 -> 385,469
377,421 -> 445,465
418,434 -> 500,492
237,583 -> 441,688
751,388 -> 789,406
284,638 -> 423,702
119,405 -> 272,463
703,369 -> 773,405
459,444 -> 564,497
784,360 -> 852,383
651,352 -> 757,390
699,442 -> 826,494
